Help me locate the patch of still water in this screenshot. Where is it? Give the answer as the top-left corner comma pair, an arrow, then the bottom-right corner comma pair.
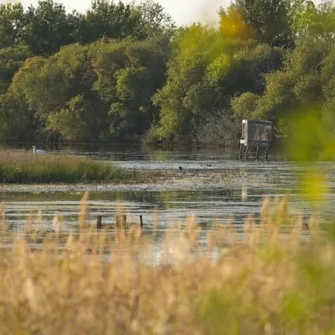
0,144 -> 334,259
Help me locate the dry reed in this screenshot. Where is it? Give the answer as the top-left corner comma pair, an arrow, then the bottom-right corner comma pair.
0,194 -> 332,334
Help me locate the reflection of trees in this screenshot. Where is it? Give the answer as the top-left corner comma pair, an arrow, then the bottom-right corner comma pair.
105,190 -> 207,209
148,150 -> 171,161
157,191 -> 204,209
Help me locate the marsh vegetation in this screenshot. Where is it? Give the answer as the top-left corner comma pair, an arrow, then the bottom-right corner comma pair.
0,150 -> 135,183
0,195 -> 333,334
0,0 -> 333,331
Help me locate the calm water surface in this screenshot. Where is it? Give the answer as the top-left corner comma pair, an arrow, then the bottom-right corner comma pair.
1,144 -> 335,244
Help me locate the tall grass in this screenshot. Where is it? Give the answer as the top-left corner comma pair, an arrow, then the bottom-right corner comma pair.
0,194 -> 333,334
0,150 -> 135,183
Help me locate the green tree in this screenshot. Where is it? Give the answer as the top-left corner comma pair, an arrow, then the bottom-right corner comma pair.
0,92 -> 34,142
234,0 -> 294,47
219,5 -> 254,40
137,0 -> 176,38
148,25 -> 238,144
150,55 -> 206,143
291,0 -> 335,42
149,23 -> 284,144
208,44 -> 284,96
78,0 -> 142,44
0,3 -> 25,48
231,91 -> 260,118
21,0 -> 76,56
10,56 -> 49,119
92,37 -> 170,139
235,39 -> 334,138
0,45 -> 31,93
10,43 -> 108,141
91,40 -> 129,103
290,0 -> 318,39
312,1 -> 335,43
46,94 -> 107,141
320,49 -> 335,129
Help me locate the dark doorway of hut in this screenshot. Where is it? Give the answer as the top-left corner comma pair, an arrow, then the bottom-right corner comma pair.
239,120 -> 273,160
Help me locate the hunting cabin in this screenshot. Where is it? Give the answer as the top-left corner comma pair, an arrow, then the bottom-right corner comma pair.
239,120 -> 273,159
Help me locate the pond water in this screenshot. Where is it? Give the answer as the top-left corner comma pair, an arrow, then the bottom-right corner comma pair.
0,144 -> 334,248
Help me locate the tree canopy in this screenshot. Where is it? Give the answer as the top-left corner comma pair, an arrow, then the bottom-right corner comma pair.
0,0 -> 333,145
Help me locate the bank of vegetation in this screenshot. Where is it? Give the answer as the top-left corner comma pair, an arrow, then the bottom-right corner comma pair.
0,196 -> 333,333
0,0 -> 334,146
0,150 -> 134,183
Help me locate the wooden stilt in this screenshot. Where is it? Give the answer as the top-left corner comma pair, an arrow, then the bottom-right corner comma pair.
239,144 -> 243,160
245,146 -> 250,160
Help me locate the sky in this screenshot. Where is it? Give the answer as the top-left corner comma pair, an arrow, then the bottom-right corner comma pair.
13,0 -> 230,26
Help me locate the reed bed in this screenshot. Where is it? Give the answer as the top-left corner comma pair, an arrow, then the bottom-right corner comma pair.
0,150 -> 135,183
0,195 -> 333,334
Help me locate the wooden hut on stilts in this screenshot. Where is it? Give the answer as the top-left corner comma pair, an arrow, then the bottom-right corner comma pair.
239,120 -> 273,160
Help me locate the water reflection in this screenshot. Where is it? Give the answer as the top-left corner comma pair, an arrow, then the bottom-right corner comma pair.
241,186 -> 248,201
0,144 -> 332,241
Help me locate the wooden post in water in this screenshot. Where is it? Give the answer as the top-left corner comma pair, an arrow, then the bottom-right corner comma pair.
140,215 -> 143,228
96,215 -> 102,230
116,215 -> 127,229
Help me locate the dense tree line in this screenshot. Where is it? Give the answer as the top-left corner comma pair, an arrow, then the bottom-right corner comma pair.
0,0 -> 174,142
0,0 -> 334,145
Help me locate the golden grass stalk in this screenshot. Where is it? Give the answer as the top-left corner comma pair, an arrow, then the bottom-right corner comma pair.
0,202 -> 6,232
0,196 -> 331,334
